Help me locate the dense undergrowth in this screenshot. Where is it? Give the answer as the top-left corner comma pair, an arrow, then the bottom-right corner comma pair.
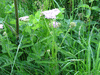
0,0 -> 100,75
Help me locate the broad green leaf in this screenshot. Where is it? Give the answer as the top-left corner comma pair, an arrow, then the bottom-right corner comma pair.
92,6 -> 100,12
89,0 -> 94,3
24,26 -> 31,33
56,8 -> 65,19
32,24 -> 40,30
35,10 -> 41,22
79,4 -> 90,8
55,29 -> 63,36
19,21 -> 26,26
30,11 -> 41,24
10,20 -> 16,24
56,13 -> 64,19
29,15 -> 35,24
59,8 -> 65,13
33,19 -> 38,24
11,3 -> 14,8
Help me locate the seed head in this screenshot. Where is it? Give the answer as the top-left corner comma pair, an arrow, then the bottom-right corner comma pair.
69,22 -> 76,28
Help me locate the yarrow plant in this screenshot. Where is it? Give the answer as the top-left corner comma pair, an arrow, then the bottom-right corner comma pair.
41,8 -> 62,28
18,8 -> 63,29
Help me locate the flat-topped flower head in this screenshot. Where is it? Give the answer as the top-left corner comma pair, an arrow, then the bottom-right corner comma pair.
41,8 -> 60,19
19,16 -> 29,21
0,24 -> 3,29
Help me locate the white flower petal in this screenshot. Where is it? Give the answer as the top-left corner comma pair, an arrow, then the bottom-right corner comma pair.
19,16 -> 29,21
0,24 -> 3,29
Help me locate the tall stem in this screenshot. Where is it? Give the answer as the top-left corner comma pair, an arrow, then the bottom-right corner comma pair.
14,0 -> 19,43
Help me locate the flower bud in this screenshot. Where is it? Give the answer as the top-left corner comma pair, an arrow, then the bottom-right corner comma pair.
3,32 -> 7,36
69,22 -> 76,28
47,49 -> 50,56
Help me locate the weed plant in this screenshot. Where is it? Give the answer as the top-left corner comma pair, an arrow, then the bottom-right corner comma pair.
0,0 -> 100,75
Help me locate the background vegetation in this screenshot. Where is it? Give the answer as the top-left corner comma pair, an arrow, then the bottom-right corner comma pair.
0,0 -> 100,75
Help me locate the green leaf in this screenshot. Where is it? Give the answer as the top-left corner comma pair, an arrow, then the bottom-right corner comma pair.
92,6 -> 100,12
35,10 -> 41,22
56,8 -> 65,19
85,9 -> 91,18
27,53 -> 41,61
33,19 -> 38,24
79,4 -> 90,8
32,24 -> 40,30
24,26 -> 31,33
10,20 -> 16,24
29,15 -> 35,23
89,0 -> 94,3
58,49 -> 77,58
17,52 -> 23,57
0,17 -> 3,23
55,29 -> 63,36
59,8 -> 65,13
56,13 -> 64,19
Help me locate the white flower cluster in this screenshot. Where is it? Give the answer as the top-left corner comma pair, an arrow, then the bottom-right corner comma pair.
19,16 -> 29,21
41,8 -> 60,19
18,8 -> 61,28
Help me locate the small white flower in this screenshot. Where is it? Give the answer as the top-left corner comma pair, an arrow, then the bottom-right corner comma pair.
3,32 -> 7,36
41,8 -> 60,19
19,16 -> 29,21
0,24 -> 3,29
47,49 -> 50,56
47,49 -> 50,53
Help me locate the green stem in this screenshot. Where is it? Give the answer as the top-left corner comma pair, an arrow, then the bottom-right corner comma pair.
14,0 -> 19,43
10,35 -> 23,75
60,28 -> 71,47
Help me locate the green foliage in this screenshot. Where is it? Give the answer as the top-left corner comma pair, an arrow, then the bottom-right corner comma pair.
0,0 -> 100,75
